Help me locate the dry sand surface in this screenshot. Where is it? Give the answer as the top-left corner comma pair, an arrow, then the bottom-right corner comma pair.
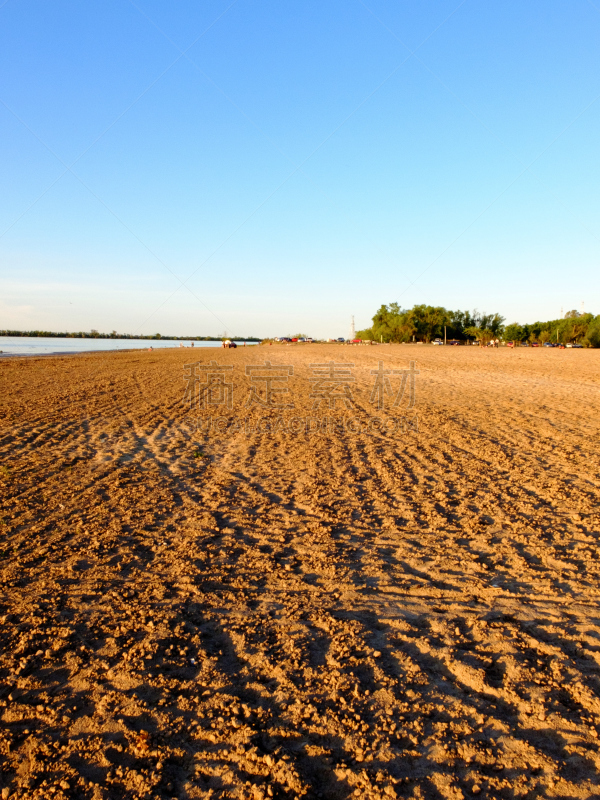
1,344 -> 600,800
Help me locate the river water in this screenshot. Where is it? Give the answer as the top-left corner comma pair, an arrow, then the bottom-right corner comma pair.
0,337 -> 256,357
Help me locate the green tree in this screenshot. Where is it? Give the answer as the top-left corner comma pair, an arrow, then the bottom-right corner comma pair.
478,312 -> 505,335
447,310 -> 478,339
370,303 -> 415,343
465,326 -> 494,345
503,323 -> 524,342
409,304 -> 450,343
356,328 -> 374,340
565,315 -> 591,343
584,316 -> 600,347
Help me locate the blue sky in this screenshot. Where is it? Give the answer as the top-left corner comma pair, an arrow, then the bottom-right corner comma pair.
1,0 -> 599,338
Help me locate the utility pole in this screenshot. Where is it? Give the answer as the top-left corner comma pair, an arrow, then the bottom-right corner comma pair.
444,325 -> 447,345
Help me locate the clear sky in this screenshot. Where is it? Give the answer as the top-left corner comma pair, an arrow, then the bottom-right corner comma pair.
1,0 -> 599,338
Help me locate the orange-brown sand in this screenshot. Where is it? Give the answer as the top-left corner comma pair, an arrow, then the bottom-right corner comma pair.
1,344 -> 600,799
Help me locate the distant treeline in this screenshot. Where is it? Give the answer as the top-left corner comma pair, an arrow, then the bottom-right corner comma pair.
0,330 -> 261,342
357,304 -> 600,346
356,304 -> 504,343
503,312 -> 600,346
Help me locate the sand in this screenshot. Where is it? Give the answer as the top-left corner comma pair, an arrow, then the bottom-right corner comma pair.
1,344 -> 600,800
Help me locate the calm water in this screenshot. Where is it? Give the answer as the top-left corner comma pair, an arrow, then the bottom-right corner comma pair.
0,337 -> 256,356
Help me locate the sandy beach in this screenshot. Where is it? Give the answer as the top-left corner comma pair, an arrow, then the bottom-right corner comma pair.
1,344 -> 600,800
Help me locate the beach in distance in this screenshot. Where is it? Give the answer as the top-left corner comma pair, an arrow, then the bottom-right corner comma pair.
1,345 -> 600,799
